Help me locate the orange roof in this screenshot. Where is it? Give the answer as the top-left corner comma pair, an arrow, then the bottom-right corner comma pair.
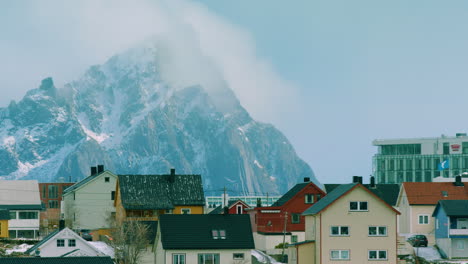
402,182 -> 468,205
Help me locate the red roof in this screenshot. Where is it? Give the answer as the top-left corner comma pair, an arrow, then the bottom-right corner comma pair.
402,182 -> 468,205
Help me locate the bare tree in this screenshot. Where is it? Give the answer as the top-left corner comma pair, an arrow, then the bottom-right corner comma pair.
109,220 -> 150,264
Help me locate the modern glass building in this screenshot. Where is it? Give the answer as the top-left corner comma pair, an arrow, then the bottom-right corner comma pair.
373,133 -> 468,184
205,195 -> 281,208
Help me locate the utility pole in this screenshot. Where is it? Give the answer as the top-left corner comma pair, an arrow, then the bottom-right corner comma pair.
281,212 -> 288,260
223,186 -> 227,207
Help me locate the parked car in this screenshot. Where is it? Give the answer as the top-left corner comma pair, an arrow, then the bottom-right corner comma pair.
80,230 -> 93,241
407,234 -> 428,247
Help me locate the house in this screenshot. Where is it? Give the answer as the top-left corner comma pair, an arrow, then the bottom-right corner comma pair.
396,176 -> 468,245
432,200 -> 468,259
114,168 -> 205,223
209,199 -> 251,215
25,224 -> 108,257
155,214 -> 255,264
62,165 -> 117,232
39,182 -> 74,234
0,257 -> 114,264
291,183 -> 400,264
248,177 -> 326,252
0,209 -> 10,238
0,180 -> 42,239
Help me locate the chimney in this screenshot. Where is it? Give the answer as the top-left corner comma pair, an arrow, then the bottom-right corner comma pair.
169,168 -> 176,183
352,176 -> 363,184
59,219 -> 65,230
223,206 -> 229,215
304,177 -> 310,182
454,175 -> 464,186
370,176 -> 376,188
97,165 -> 104,173
90,166 -> 97,176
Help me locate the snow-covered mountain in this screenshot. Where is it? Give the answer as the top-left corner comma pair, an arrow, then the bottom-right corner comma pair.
0,44 -> 318,194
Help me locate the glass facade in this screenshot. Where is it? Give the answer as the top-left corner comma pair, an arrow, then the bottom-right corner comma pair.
374,154 -> 468,183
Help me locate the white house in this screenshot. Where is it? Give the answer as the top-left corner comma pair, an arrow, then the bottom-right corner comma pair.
62,165 -> 117,231
155,214 -> 255,264
25,226 -> 108,257
0,180 -> 42,239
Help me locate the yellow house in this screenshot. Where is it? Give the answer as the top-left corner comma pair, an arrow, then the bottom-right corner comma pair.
293,183 -> 400,264
0,209 -> 10,238
114,169 -> 205,223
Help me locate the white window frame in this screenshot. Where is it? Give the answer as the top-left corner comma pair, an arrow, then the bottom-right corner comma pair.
236,204 -> 243,214
181,208 -> 191,214
305,194 -> 314,204
349,201 -> 368,211
57,239 -> 65,247
68,239 -> 76,247
173,253 -> 186,264
368,250 -> 387,260
418,214 -> 429,225
198,253 -> 220,264
330,250 -> 350,260
291,235 -> 298,243
291,213 -> 301,224
330,226 -> 349,236
368,226 -> 387,236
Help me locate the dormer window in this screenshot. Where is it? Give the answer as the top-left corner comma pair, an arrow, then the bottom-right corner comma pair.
212,229 -> 226,239
305,194 -> 314,204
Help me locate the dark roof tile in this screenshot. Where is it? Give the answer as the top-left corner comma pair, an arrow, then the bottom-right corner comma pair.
0,257 -> 113,264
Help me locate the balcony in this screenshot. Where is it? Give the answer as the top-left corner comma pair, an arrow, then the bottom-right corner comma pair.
449,229 -> 468,236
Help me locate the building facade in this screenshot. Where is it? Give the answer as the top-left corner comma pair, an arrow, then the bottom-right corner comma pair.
39,182 -> 74,234
373,133 -> 468,183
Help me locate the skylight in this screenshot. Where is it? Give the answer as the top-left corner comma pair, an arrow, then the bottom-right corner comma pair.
212,229 -> 226,239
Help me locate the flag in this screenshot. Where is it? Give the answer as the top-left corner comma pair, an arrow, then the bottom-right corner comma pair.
438,159 -> 449,171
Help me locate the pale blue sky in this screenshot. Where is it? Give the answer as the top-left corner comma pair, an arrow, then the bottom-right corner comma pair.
1,0 -> 468,184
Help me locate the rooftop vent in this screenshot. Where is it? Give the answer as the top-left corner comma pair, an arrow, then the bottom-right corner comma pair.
97,165 -> 104,173
90,166 -> 97,176
304,177 -> 310,182
352,176 -> 363,184
454,175 -> 464,187
370,176 -> 376,188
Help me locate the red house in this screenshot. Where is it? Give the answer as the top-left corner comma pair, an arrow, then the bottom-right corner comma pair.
248,177 -> 325,251
208,199 -> 251,215
38,182 -> 74,234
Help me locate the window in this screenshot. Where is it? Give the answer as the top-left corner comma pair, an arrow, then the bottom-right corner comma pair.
165,209 -> 173,214
291,213 -> 300,224
105,177 -> 110,182
48,200 -> 59,208
181,208 -> 191,214
9,211 -> 16,219
330,250 -> 349,260
173,254 -> 186,264
212,229 -> 226,239
291,235 -> 298,243
443,143 -> 450,154
368,250 -> 387,260
305,194 -> 314,204
68,239 -> 76,247
42,185 -> 47,198
57,239 -> 65,247
419,215 -> 429,224
331,226 -> 349,236
316,194 -> 321,201
19,212 -> 38,219
349,201 -> 368,211
368,226 -> 387,236
198,253 -> 220,264
48,185 -> 58,199
111,191 -> 115,200
233,253 -> 244,260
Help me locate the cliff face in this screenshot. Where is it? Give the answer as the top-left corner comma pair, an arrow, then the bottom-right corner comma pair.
0,44 -> 318,194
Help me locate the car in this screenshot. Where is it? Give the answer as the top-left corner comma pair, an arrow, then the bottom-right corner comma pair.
80,229 -> 93,241
407,234 -> 428,247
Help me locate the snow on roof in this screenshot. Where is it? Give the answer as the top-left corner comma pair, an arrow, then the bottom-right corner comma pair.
0,180 -> 41,205
88,242 -> 114,258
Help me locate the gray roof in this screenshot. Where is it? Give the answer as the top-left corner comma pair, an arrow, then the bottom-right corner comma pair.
433,200 -> 468,217
303,183 -> 357,215
272,183 -> 309,206
0,180 -> 41,207
118,174 -> 205,210
325,183 -> 400,206
159,214 -> 255,249
63,171 -> 113,194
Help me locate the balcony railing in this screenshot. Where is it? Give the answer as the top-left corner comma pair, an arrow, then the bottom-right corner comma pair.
449,229 -> 468,236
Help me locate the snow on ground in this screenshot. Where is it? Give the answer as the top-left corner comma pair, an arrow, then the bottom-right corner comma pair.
88,241 -> 114,258
5,244 -> 33,255
251,249 -> 285,264
415,246 -> 441,261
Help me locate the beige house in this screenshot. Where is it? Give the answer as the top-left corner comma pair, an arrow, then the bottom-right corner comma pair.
396,179 -> 468,246
289,183 -> 399,264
